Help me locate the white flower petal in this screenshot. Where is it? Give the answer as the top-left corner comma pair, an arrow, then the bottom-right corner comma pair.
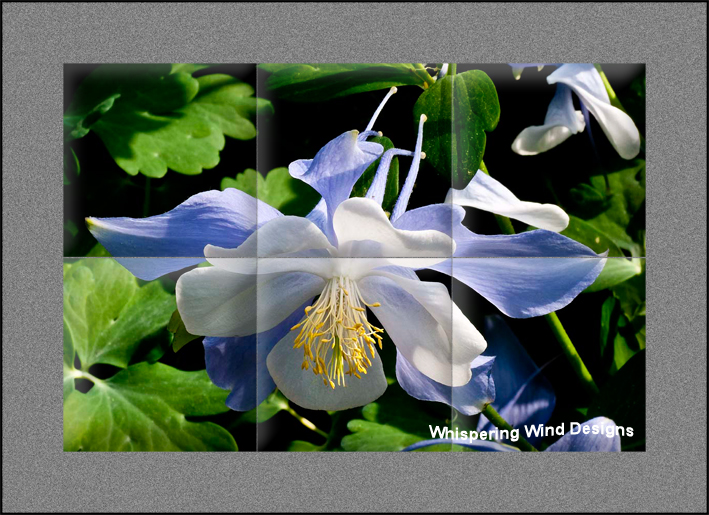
548,64 -> 640,159
205,215 -> 334,261
358,273 -> 486,387
266,329 -> 387,411
204,215 -> 336,277
512,84 -> 585,155
332,197 -> 454,258
176,267 -> 324,337
445,171 -> 569,232
511,123 -> 577,156
205,256 -> 333,279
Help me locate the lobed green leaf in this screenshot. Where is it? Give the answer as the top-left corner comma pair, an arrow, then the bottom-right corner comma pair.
413,70 -> 500,187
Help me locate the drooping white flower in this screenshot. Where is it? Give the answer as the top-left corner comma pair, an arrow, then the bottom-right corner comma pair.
511,64 -> 641,159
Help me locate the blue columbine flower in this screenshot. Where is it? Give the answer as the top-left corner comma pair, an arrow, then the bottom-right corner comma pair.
509,63 -> 641,159
86,88 -> 606,412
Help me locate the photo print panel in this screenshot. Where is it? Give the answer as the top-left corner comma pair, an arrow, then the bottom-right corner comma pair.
63,63 -> 645,452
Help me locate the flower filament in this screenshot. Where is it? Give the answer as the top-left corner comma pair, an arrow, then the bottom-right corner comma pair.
291,277 -> 383,389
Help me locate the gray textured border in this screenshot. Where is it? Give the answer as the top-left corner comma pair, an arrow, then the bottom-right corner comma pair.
3,2 -> 706,512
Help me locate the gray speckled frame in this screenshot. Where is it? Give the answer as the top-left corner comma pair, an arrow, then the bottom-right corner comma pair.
3,3 -> 706,512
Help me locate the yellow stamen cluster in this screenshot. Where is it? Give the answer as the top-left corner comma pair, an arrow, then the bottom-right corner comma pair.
290,277 -> 383,389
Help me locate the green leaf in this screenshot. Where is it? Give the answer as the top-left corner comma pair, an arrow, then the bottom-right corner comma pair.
341,385 -> 446,451
611,272 -> 646,321
342,419 -> 424,451
63,362 -> 236,451
180,74 -> 271,141
170,63 -> 217,75
350,136 -> 400,212
585,258 -> 643,292
63,321 -> 76,401
568,159 -> 646,259
568,183 -> 610,218
63,220 -> 79,238
588,350 -> 645,448
259,63 -> 430,101
600,291 -> 645,372
562,215 -> 625,257
239,391 -> 290,424
413,70 -> 500,187
86,242 -> 111,257
288,440 -> 325,452
221,168 -> 320,216
63,258 -> 175,369
64,93 -> 121,142
563,166 -> 646,291
63,147 -> 80,185
599,296 -> 617,359
610,316 -> 640,373
167,309 -> 200,353
65,64 -> 269,177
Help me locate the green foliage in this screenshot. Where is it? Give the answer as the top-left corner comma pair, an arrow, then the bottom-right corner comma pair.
63,258 -> 235,451
167,309 -> 200,353
222,167 -> 320,216
588,350 -> 645,449
341,385 -> 446,451
259,63 -> 431,101
63,147 -> 80,185
350,135 -> 400,212
343,419 -> 424,451
239,391 -> 290,424
63,258 -> 175,368
413,70 -> 500,187
64,362 -> 237,451
563,159 -> 646,293
600,296 -> 645,373
64,64 -> 271,177
566,159 -> 645,257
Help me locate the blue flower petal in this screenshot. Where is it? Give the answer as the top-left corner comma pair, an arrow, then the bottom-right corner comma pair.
477,315 -> 555,444
203,300 -> 311,411
396,352 -> 495,416
545,417 -> 622,452
395,203 -> 605,316
402,439 -> 520,452
289,131 -> 382,243
391,114 -> 427,222
452,226 -> 601,258
305,197 -> 328,235
392,203 -> 466,237
115,258 -> 205,281
365,148 -> 412,206
440,255 -> 606,318
87,188 -> 282,280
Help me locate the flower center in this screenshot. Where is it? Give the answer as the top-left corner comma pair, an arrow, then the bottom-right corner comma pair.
290,277 -> 383,389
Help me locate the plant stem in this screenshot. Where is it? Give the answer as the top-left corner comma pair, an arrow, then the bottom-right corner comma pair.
284,405 -> 328,439
545,312 -> 599,396
480,161 -> 600,397
594,63 -> 646,152
448,63 -> 457,76
413,63 -> 436,87
594,64 -> 626,112
143,177 -> 151,217
70,369 -> 103,385
481,405 -> 538,452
